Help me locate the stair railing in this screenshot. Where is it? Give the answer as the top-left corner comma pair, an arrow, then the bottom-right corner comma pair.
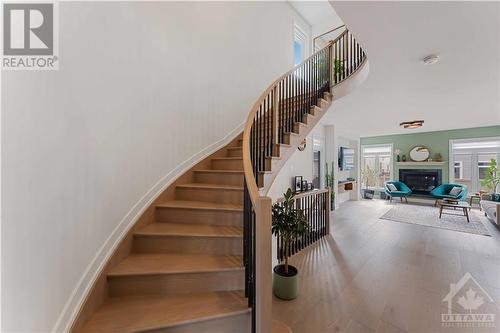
275,189 -> 330,262
313,24 -> 345,51
242,28 -> 366,333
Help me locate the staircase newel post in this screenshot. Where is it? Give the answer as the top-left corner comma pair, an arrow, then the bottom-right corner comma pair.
272,85 -> 279,156
255,196 -> 272,333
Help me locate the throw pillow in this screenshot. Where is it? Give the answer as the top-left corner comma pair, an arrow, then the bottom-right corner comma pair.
449,186 -> 463,197
387,183 -> 398,192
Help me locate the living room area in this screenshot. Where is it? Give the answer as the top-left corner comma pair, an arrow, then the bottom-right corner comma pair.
359,126 -> 500,237
270,2 -> 499,331
272,126 -> 500,333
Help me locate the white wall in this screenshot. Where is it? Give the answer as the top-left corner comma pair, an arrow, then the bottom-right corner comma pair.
268,125 -> 325,201
336,135 -> 359,205
324,125 -> 360,209
1,2 -> 310,332
268,125 -> 324,267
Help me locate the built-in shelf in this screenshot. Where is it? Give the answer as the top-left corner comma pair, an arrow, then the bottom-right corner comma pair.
396,161 -> 447,166
338,180 -> 356,191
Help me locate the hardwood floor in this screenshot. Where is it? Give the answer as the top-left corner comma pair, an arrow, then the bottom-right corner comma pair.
273,199 -> 500,333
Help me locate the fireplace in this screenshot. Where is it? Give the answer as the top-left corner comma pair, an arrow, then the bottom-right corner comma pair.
399,169 -> 442,195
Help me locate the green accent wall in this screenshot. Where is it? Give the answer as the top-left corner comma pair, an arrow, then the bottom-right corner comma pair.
360,126 -> 500,183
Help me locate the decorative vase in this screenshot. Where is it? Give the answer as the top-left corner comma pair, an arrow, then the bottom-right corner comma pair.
273,265 -> 299,300
402,155 -> 407,162
397,155 -> 400,162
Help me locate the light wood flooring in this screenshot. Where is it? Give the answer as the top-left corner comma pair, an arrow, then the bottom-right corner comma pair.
273,199 -> 500,333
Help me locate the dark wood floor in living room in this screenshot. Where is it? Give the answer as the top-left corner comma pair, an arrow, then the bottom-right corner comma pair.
272,199 -> 500,333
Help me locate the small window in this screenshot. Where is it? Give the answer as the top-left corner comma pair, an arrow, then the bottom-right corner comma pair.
478,161 -> 491,180
454,162 -> 463,179
294,40 -> 302,66
294,24 -> 307,66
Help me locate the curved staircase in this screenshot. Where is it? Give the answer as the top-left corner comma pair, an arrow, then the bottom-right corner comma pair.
74,135 -> 251,333
73,27 -> 366,333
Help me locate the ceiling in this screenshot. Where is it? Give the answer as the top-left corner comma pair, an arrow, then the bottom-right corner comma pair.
289,1 -> 343,37
319,1 -> 500,137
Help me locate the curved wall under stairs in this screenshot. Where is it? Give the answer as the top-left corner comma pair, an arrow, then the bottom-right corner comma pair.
72,135 -> 251,332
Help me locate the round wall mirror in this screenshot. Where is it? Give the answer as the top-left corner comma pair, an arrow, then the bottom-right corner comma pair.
409,146 -> 430,162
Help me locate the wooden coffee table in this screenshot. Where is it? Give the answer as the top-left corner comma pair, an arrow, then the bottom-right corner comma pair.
438,200 -> 472,222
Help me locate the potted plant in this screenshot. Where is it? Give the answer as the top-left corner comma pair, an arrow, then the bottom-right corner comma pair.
271,188 -> 309,300
333,58 -> 345,84
480,159 -> 499,198
325,162 -> 335,210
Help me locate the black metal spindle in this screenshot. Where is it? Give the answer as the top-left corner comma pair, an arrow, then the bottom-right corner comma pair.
309,59 -> 313,108
260,106 -> 263,168
301,64 -> 305,121
268,93 -> 272,158
349,32 -> 353,75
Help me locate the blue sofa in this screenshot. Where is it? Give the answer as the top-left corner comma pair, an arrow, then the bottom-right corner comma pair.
384,181 -> 412,203
430,183 -> 468,206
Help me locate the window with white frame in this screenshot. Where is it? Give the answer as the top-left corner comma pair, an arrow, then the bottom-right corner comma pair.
450,138 -> 500,193
454,161 -> 463,179
361,144 -> 393,189
479,160 -> 493,182
294,25 -> 308,66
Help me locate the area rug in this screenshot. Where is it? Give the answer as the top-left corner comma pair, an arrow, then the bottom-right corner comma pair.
379,203 -> 491,236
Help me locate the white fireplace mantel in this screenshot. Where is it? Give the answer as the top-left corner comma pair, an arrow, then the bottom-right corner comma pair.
396,161 -> 447,166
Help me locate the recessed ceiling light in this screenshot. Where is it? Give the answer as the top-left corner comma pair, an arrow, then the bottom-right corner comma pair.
400,120 -> 424,129
423,55 -> 439,65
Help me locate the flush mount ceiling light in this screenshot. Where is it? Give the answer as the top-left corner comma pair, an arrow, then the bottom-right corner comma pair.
400,120 -> 424,129
423,54 -> 439,65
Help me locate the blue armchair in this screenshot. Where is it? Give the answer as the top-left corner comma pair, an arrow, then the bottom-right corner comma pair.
430,183 -> 468,206
384,181 -> 412,203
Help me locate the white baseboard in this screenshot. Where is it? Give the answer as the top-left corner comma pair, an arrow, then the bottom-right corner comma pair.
52,122 -> 245,333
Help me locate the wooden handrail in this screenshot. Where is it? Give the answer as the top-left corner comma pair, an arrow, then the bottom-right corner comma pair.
313,24 -> 346,43
276,188 -> 329,202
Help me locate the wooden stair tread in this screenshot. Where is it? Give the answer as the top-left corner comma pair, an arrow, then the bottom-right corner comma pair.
135,223 -> 242,238
211,157 -> 242,160
176,183 -> 243,191
157,200 -> 243,212
108,253 -> 243,276
80,291 -> 249,333
194,169 -> 244,174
